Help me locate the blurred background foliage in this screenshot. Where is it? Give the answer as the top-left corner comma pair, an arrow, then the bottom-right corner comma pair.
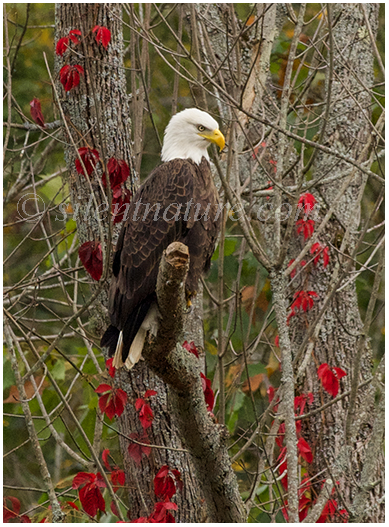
3,3 -> 384,522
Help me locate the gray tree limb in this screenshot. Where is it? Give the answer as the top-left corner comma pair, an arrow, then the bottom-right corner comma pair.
142,241 -> 246,523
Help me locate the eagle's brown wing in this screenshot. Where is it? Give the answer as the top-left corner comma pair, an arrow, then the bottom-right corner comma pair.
102,159 -> 195,358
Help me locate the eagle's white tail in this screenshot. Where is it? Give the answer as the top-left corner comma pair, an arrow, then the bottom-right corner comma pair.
112,304 -> 159,370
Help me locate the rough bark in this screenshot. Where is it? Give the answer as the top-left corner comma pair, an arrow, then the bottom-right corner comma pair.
141,242 -> 246,523
55,4 -> 205,522
294,4 -> 384,522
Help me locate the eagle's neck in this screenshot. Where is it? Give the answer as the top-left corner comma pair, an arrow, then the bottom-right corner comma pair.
161,137 -> 210,165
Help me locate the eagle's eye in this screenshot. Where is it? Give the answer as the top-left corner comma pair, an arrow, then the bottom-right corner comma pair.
198,125 -> 206,132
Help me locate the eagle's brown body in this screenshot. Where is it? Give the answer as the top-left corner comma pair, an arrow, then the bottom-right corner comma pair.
101,157 -> 221,367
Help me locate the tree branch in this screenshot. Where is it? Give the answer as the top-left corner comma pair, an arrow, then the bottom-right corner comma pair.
142,241 -> 246,523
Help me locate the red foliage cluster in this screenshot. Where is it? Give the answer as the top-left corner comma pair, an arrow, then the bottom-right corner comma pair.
282,477 -> 348,522
72,472 -> 106,517
95,384 -> 127,420
182,340 -> 215,412
106,358 -> 116,378
4,496 -> 31,523
102,157 -> 132,224
317,498 -> 348,523
101,449 -> 125,492
135,390 -> 157,430
287,290 -> 318,323
317,363 -> 347,397
310,242 -> 330,268
112,188 -> 132,224
78,241 -> 103,281
75,147 -> 100,176
93,25 -> 111,49
296,218 -> 315,240
154,465 -> 183,501
295,193 -> 317,240
276,392 -> 314,488
103,158 -> 130,189
56,29 -> 81,56
298,192 -> 316,214
131,466 -> 182,522
132,501 -> 178,523
200,372 -> 215,412
30,98 -> 45,127
60,64 -> 84,91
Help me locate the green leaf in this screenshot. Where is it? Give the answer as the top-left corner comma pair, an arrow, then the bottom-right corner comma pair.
51,360 -> 66,381
3,357 -> 15,390
242,363 -> 267,381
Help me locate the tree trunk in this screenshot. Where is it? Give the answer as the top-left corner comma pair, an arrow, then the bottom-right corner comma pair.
55,3 -> 205,522
298,4 -> 384,522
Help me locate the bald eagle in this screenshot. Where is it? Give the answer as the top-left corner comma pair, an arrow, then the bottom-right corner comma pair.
101,108 -> 225,369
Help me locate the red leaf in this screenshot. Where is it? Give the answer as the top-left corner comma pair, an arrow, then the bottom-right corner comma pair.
110,500 -> 120,518
317,363 -> 347,397
297,437 -> 313,464
294,392 -> 313,416
4,496 -> 21,522
75,147 -> 100,176
310,243 -> 330,268
72,472 -> 95,489
136,400 -> 154,429
183,340 -> 199,358
30,98 -> 45,127
317,499 -> 349,523
276,423 -> 285,448
69,29 -> 82,44
79,241 -> 103,281
333,367 -> 347,379
200,372 -> 215,412
131,517 -> 150,523
95,385 -> 127,419
288,290 -> 318,322
296,218 -> 315,240
102,158 -> 130,190
298,192 -> 316,215
106,358 -> 116,378
111,469 -> 125,492
128,432 -> 151,465
95,383 -> 112,394
59,64 -> 84,91
144,390 -> 157,398
73,472 -> 106,517
112,188 -> 132,224
150,502 -> 177,523
56,37 -> 69,56
154,466 -> 181,501
267,386 -> 275,402
102,448 -> 112,471
93,25 -> 111,49
79,483 -> 106,517
274,335 -> 279,348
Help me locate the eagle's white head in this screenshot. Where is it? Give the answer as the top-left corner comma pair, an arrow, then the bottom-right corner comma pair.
161,108 -> 225,165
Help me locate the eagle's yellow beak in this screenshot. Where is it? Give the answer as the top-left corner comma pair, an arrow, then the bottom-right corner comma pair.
199,129 -> 225,152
